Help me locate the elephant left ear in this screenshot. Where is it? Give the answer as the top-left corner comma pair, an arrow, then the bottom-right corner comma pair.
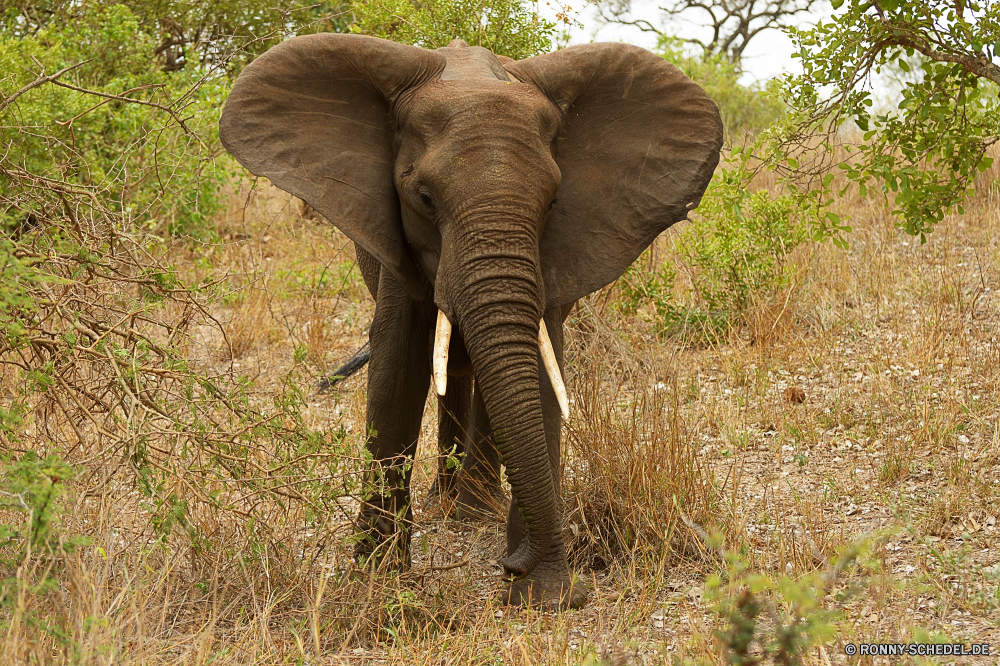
506,43 -> 724,309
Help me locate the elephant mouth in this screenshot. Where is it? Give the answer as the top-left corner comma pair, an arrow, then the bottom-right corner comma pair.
432,310 -> 569,420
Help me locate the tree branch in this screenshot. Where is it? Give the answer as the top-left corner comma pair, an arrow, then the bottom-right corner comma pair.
48,79 -> 206,146
0,60 -> 91,112
888,35 -> 1000,86
595,0 -> 824,62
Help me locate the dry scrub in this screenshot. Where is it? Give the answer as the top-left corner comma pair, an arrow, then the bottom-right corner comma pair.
2,160 -> 999,664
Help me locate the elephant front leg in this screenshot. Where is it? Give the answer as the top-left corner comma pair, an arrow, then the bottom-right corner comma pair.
355,275 -> 434,569
501,305 -> 587,610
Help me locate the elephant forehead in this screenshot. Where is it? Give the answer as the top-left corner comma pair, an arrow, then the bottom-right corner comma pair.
437,44 -> 510,82
404,81 -> 559,137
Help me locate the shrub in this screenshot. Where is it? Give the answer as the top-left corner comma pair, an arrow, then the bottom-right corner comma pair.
0,2 -> 232,241
658,37 -> 786,145
702,536 -> 862,666
676,169 -> 804,319
616,167 -> 806,340
0,452 -> 84,644
350,0 -> 555,58
1,2 -> 365,594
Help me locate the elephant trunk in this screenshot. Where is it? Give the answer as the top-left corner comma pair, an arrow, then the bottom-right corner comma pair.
446,244 -> 556,580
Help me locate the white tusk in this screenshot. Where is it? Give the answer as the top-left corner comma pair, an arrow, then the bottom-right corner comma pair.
538,319 -> 570,420
433,310 -> 452,396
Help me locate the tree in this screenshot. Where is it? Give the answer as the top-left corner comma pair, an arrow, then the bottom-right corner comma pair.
2,1 -> 352,73
658,37 -> 786,141
594,0 -> 823,63
350,0 -> 555,59
767,0 -> 999,240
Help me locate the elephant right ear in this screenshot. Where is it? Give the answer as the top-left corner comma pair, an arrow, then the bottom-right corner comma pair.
220,34 -> 445,298
506,43 -> 723,310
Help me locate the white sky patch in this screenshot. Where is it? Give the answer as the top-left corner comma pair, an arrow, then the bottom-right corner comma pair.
537,0 -> 833,84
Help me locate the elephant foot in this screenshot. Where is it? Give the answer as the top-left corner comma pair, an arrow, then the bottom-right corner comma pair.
499,572 -> 588,611
454,475 -> 507,521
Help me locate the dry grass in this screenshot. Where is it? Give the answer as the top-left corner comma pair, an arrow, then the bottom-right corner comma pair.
2,159 -> 999,664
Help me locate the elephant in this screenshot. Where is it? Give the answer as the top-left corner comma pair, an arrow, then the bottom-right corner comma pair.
219,34 -> 722,610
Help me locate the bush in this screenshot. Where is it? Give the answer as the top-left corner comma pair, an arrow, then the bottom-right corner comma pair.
2,1 -> 351,74
1,1 -> 365,581
0,452 -> 84,644
702,535 -> 863,666
676,169 -> 805,318
350,0 -> 555,58
610,42 -> 801,341
0,2 -> 232,240
616,167 -> 806,340
657,37 -> 786,145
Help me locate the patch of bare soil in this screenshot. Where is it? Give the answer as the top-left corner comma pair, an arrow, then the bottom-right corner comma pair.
4,173 -> 998,664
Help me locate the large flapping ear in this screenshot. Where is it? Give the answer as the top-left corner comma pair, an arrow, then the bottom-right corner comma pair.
220,34 -> 445,298
506,43 -> 723,309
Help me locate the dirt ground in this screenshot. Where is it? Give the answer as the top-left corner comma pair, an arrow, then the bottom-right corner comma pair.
4,167 -> 999,664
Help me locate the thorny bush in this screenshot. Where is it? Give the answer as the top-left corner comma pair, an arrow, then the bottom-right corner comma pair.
0,5 -> 366,639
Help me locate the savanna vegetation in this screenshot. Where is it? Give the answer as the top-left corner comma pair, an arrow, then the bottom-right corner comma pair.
1,0 -> 998,663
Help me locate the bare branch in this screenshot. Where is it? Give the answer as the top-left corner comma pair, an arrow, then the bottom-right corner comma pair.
46,79 -> 207,146
594,0 -> 823,62
0,59 -> 91,112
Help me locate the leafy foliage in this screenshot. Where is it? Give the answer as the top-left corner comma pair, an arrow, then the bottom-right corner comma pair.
3,0 -> 351,72
617,167 -> 805,339
350,0 -> 555,58
658,37 -> 786,143
704,537 -> 860,666
1,2 -> 232,239
0,453 -> 80,555
770,0 -> 999,239
1,2 -> 370,578
677,169 -> 804,317
0,452 -> 84,642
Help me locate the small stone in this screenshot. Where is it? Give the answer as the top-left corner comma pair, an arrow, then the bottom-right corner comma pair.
784,386 -> 806,404
494,610 -> 503,619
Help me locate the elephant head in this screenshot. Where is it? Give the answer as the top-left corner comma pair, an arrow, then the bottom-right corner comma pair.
219,35 -> 722,581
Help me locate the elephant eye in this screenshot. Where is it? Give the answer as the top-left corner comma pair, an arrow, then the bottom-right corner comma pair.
418,190 -> 434,211
548,197 -> 558,211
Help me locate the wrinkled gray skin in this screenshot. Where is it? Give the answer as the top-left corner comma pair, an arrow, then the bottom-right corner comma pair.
220,34 -> 722,610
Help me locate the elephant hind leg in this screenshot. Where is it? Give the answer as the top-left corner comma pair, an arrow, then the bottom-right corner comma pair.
454,385 -> 507,521
430,374 -> 472,502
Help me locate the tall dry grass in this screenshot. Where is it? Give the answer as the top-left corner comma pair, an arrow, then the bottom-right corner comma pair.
3,148 -> 999,664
